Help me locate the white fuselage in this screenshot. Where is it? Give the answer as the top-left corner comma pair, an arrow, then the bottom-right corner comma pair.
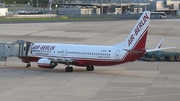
29,43 -> 129,66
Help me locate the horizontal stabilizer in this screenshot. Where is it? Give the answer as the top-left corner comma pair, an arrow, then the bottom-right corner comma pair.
123,49 -> 145,54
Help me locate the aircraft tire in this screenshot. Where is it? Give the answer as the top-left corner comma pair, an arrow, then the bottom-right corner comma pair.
86,65 -> 94,71
65,67 -> 69,72
70,67 -> 73,72
65,67 -> 73,72
90,65 -> 94,71
86,65 -> 90,71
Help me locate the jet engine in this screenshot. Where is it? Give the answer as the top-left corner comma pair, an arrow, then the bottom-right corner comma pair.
37,58 -> 57,69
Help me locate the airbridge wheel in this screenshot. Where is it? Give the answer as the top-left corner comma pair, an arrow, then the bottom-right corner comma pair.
26,63 -> 31,68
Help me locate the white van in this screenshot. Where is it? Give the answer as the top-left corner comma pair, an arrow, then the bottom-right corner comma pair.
151,12 -> 167,18
140,12 -> 167,19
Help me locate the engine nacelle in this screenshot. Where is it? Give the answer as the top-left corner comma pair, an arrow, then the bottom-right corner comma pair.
37,58 -> 57,69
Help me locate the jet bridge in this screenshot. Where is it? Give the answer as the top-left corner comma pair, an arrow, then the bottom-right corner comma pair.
0,40 -> 33,61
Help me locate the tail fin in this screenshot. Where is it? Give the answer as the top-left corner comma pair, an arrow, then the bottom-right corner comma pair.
114,11 -> 150,50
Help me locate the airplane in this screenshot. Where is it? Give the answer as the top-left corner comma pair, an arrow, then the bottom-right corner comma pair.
155,39 -> 164,49
18,11 -> 174,72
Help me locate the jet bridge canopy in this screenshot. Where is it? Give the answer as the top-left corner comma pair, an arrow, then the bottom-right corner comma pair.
0,40 -> 33,61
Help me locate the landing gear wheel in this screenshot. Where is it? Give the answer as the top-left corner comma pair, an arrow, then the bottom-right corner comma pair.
86,65 -> 90,71
26,63 -> 31,68
65,67 -> 73,72
70,67 -> 73,72
65,67 -> 69,72
90,65 -> 94,71
86,65 -> 94,71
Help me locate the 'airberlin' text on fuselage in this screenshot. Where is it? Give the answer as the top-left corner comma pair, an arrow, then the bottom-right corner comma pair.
32,45 -> 56,50
128,13 -> 149,47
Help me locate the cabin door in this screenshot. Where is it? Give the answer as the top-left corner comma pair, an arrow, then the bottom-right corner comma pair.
115,50 -> 120,60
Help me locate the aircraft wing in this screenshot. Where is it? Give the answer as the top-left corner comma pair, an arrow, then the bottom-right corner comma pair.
31,55 -> 74,65
124,39 -> 175,53
27,43 -> 73,64
146,39 -> 175,52
48,57 -> 73,65
146,47 -> 175,52
155,39 -> 164,49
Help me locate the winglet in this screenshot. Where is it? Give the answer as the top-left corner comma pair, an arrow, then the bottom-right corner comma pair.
155,39 -> 164,49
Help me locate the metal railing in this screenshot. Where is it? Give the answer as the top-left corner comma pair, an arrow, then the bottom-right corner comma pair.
60,14 -> 139,19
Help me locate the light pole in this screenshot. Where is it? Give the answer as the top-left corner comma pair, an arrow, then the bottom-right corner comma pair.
121,0 -> 122,14
101,0 -> 103,14
36,0 -> 38,7
139,0 -> 141,13
49,0 -> 52,10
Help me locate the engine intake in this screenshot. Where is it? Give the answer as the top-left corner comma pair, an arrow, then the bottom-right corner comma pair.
37,58 -> 57,69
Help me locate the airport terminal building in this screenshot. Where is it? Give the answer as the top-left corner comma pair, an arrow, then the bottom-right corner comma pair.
147,0 -> 180,14
54,0 -> 180,15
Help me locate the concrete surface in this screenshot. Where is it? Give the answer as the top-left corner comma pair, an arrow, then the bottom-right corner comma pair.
0,19 -> 180,101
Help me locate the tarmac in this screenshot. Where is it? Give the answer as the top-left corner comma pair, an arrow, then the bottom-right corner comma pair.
0,19 -> 180,101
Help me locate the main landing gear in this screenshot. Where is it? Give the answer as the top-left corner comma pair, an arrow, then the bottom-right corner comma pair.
65,66 -> 73,72
86,65 -> 94,71
65,65 -> 94,72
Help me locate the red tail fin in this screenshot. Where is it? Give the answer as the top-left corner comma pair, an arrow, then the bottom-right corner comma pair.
114,11 -> 150,50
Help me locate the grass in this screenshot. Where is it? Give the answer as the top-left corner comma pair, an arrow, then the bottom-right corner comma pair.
0,17 -> 118,23
176,15 -> 180,18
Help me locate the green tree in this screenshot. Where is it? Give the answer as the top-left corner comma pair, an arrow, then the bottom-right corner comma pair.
15,0 -> 35,4
3,0 -> 14,4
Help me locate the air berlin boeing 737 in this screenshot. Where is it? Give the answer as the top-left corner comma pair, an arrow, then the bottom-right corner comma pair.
19,11 -> 173,72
